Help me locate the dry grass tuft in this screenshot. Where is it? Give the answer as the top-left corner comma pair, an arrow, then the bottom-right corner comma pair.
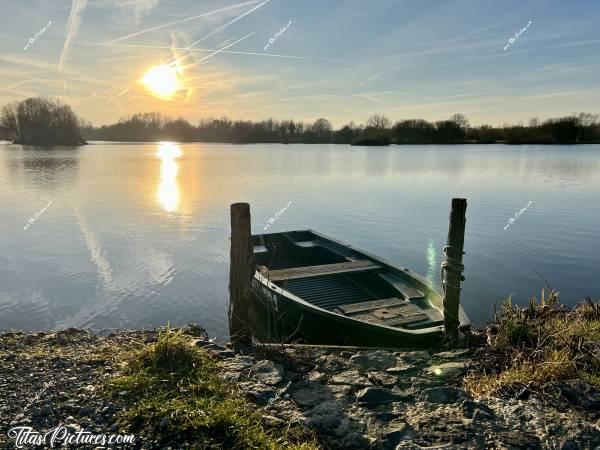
465,289 -> 600,396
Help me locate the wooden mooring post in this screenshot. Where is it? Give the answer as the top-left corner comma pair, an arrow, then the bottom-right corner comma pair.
442,198 -> 467,347
229,202 -> 255,347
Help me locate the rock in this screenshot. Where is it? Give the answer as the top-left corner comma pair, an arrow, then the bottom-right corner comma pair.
432,349 -> 471,359
356,386 -> 410,405
38,405 -> 52,417
221,371 -> 242,383
195,342 -> 222,351
471,406 -> 495,422
379,421 -> 412,450
557,379 -> 600,410
51,357 -> 70,368
461,400 -> 476,419
367,371 -> 397,388
386,364 -> 416,375
315,354 -> 347,372
498,430 -> 541,449
306,370 -> 325,382
424,361 -> 468,378
180,323 -> 209,339
305,400 -> 346,434
331,370 -> 370,387
516,386 -> 531,400
400,351 -> 430,362
418,387 -> 468,404
222,355 -> 255,372
240,382 -> 275,405
338,432 -> 370,449
250,360 -> 284,386
559,439 -> 578,450
160,417 -> 169,429
330,384 -> 353,399
78,406 -> 93,416
289,381 -> 335,407
350,350 -> 397,370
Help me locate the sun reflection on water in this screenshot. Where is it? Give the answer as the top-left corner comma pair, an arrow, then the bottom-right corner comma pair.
426,238 -> 436,285
156,142 -> 182,212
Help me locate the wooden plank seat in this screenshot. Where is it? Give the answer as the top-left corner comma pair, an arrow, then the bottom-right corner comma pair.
379,273 -> 424,299
261,260 -> 382,282
334,297 -> 429,327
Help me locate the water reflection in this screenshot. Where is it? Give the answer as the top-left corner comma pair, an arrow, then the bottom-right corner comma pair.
3,146 -> 80,193
156,143 -> 182,212
426,239 -> 437,285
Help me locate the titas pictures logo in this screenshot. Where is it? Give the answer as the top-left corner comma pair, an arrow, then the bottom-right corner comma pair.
24,21 -> 52,50
504,20 -> 532,50
8,426 -> 135,448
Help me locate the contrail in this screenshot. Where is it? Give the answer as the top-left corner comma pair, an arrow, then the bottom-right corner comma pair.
60,0 -> 88,72
82,42 -> 355,62
184,32 -> 255,67
184,0 -> 271,49
74,208 -> 115,291
108,0 -> 260,43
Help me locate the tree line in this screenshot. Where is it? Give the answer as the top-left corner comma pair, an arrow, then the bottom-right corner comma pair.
82,111 -> 600,145
2,97 -> 600,145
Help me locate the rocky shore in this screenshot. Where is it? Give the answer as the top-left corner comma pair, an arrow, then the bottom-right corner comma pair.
0,327 -> 598,449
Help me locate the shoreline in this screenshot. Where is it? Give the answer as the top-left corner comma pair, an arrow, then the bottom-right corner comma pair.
4,139 -> 600,147
1,325 -> 598,449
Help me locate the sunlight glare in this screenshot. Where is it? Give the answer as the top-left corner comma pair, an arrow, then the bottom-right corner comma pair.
156,142 -> 182,212
142,64 -> 181,100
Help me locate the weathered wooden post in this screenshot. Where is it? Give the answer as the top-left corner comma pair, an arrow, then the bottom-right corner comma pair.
442,198 -> 467,347
229,202 -> 255,347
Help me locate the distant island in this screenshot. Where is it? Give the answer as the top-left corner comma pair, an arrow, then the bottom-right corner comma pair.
0,97 -> 86,146
2,96 -> 599,146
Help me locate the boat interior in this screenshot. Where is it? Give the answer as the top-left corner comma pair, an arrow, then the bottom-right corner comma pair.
252,230 -> 444,329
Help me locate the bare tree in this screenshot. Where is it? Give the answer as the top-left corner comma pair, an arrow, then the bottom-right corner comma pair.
450,113 -> 470,130
366,114 -> 391,131
1,97 -> 85,145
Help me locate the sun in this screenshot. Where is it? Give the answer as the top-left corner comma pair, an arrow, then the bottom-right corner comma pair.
141,64 -> 181,100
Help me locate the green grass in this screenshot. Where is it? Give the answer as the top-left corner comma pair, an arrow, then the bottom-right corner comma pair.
465,290 -> 600,396
107,327 -> 319,449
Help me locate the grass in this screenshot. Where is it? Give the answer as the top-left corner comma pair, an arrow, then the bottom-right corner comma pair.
465,289 -> 600,396
107,327 -> 319,449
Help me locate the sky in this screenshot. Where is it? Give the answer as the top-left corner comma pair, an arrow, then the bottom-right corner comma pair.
1,0 -> 599,127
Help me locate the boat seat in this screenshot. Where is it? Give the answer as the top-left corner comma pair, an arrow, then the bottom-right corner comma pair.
334,297 -> 430,327
261,260 -> 382,282
379,273 -> 424,299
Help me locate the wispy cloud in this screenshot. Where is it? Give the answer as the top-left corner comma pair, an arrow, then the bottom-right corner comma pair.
59,0 -> 88,72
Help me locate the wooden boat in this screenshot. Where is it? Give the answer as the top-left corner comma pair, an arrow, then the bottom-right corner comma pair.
248,230 -> 470,348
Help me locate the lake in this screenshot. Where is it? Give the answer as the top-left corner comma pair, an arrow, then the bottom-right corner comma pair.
1,142 -> 599,338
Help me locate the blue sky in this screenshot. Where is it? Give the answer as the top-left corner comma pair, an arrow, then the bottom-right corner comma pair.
1,0 -> 599,126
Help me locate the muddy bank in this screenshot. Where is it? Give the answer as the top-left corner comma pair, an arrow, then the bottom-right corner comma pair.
0,327 -> 598,449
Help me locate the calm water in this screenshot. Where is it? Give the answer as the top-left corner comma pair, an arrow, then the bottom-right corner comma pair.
1,142 -> 599,338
